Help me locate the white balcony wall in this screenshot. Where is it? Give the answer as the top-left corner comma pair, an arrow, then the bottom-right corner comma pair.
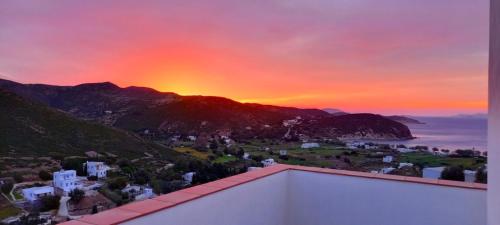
120,170 -> 485,225
287,170 -> 486,225
489,1 -> 500,225
121,172 -> 288,225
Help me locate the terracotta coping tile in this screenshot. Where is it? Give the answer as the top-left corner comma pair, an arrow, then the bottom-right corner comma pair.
437,179 -> 476,188
154,191 -> 200,204
118,199 -> 175,214
78,208 -> 141,225
222,174 -> 258,183
240,166 -> 288,178
58,220 -> 93,225
202,179 -> 240,189
473,183 -> 488,189
373,173 -> 409,181
180,184 -> 221,195
286,164 -> 487,190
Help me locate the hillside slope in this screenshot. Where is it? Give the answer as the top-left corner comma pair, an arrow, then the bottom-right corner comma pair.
0,89 -> 179,159
0,79 -> 413,140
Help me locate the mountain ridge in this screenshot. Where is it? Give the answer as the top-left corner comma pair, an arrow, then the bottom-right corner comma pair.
0,79 -> 414,141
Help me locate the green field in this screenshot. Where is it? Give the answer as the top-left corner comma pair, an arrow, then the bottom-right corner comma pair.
174,147 -> 211,160
214,155 -> 238,164
399,152 -> 486,169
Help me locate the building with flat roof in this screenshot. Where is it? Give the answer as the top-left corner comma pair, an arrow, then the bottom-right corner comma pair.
85,161 -> 109,178
22,186 -> 54,202
53,170 -> 80,194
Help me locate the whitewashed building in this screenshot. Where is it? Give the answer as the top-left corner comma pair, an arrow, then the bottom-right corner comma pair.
397,147 -> 415,153
85,161 -> 109,178
122,185 -> 155,201
382,156 -> 393,163
22,186 -> 54,202
182,172 -> 196,185
279,150 -> 288,156
301,143 -> 320,149
243,153 -> 250,160
261,158 -> 276,167
422,167 -> 445,180
398,163 -> 414,169
53,170 -> 80,193
247,167 -> 262,172
464,170 -> 477,183
380,167 -> 395,174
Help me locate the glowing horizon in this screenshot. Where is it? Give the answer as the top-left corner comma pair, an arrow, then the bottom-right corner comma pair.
0,0 -> 489,116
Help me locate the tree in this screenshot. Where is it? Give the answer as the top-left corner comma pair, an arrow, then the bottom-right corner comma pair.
250,155 -> 264,162
18,212 -> 42,225
441,166 -> 465,182
69,189 -> 85,203
108,177 -> 128,190
62,158 -> 86,176
38,170 -> 52,181
476,167 -> 487,184
13,173 -> 24,183
236,148 -> 245,158
1,182 -> 13,194
133,170 -> 151,185
92,205 -> 99,214
40,196 -> 60,211
158,180 -> 184,194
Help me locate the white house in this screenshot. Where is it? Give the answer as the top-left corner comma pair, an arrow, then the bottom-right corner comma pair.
464,170 -> 477,183
182,172 -> 196,185
187,136 -> 197,141
243,153 -> 250,160
247,167 -> 262,172
382,156 -> 393,163
261,158 -> 276,167
398,162 -> 414,169
122,185 -> 155,201
397,147 -> 415,153
380,167 -> 395,174
22,186 -> 54,202
53,170 -> 80,193
301,143 -> 320,149
85,161 -> 109,178
422,167 -> 445,180
279,150 -> 288,156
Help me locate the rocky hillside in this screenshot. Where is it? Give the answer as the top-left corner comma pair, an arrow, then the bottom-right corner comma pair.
386,116 -> 424,125
0,88 -> 179,159
0,79 -> 414,140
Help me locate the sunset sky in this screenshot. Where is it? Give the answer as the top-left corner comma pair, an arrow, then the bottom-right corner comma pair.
0,0 -> 489,116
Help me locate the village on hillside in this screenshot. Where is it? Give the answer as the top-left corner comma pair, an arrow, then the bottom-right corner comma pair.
0,135 -> 488,224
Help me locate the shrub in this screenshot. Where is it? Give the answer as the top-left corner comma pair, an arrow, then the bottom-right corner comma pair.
1,182 -> 13,194
38,170 -> 52,181
278,155 -> 289,160
40,196 -> 60,211
441,166 -> 465,181
69,189 -> 85,203
92,205 -> 98,214
108,177 -> 128,190
476,167 -> 487,184
62,158 -> 87,176
13,173 -> 24,183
